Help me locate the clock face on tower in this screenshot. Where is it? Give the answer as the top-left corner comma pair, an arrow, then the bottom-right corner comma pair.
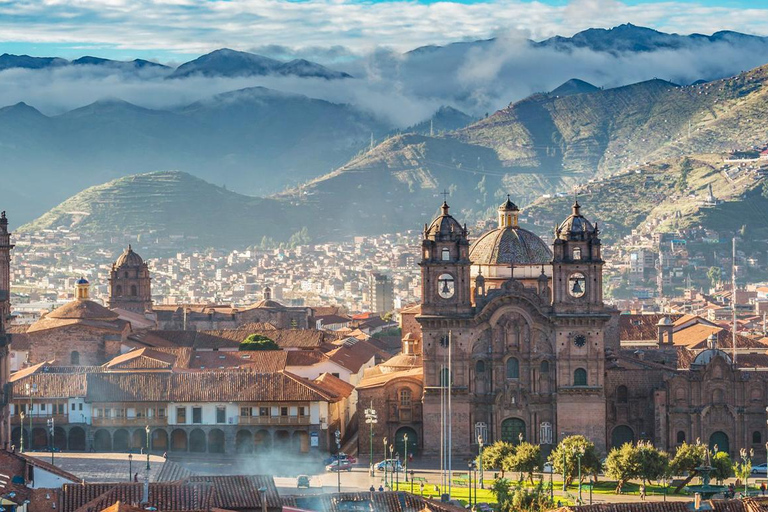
568,272 -> 587,298
573,334 -> 587,348
437,273 -> 455,299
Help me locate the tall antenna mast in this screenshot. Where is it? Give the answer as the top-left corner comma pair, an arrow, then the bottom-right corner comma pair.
732,236 -> 737,365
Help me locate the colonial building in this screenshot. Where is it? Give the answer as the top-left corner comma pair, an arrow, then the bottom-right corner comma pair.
412,198 -> 614,456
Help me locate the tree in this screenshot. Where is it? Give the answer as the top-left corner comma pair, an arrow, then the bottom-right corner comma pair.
489,478 -> 512,510
510,481 -> 551,512
239,334 -> 280,351
676,157 -> 692,193
734,458 -> 752,482
477,441 -> 516,478
670,441 -> 707,492
636,442 -> 669,485
711,451 -> 734,483
548,435 -> 601,486
707,267 -> 722,289
505,442 -> 543,485
604,443 -> 639,493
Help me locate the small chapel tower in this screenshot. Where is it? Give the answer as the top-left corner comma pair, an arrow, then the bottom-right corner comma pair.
0,212 -> 12,332
109,245 -> 152,313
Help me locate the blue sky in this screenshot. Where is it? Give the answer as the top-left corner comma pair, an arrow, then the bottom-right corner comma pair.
1,0 -> 767,62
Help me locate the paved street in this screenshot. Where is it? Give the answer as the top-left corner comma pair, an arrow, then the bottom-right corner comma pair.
23,451 -> 697,505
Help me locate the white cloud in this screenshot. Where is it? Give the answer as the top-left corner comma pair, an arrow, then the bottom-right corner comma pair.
0,0 -> 766,57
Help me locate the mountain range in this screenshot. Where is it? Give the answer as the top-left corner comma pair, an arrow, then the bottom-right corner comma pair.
0,48 -> 349,79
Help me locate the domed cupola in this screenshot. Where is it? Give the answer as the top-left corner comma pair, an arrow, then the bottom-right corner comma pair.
556,200 -> 598,242
425,202 -> 467,242
469,196 -> 552,291
114,245 -> 144,267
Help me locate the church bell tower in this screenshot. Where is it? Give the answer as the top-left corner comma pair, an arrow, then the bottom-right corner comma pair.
419,201 -> 472,317
551,200 -> 609,451
0,211 -> 12,449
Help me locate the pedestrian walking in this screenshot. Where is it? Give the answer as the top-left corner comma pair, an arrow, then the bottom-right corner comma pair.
640,483 -> 646,501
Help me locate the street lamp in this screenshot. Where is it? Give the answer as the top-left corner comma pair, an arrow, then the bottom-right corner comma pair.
561,432 -> 567,492
129,452 -> 133,481
383,438 -> 388,489
334,430 -> 342,493
740,448 -> 754,496
572,445 -> 585,505
26,383 -> 36,451
365,403 -> 377,477
478,434 -> 484,489
46,418 -> 55,465
145,425 -> 151,470
404,434 -> 409,482
468,461 -> 476,509
391,443 -> 398,490
19,411 -> 25,453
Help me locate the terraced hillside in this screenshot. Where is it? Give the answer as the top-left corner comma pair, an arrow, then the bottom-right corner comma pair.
20,171 -> 305,249
523,154 -> 768,244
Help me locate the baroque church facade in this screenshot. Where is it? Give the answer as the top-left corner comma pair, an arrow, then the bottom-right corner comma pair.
417,198 -> 614,454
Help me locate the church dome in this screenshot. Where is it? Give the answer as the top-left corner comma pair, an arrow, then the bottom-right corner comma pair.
114,245 -> 144,268
425,202 -> 466,241
46,300 -> 120,321
470,228 -> 552,266
557,200 -> 597,241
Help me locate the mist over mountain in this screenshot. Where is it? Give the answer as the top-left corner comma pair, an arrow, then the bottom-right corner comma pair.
0,87 -> 389,223
4,24 -> 768,228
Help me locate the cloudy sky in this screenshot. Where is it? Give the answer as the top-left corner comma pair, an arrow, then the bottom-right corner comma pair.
1,0 -> 767,62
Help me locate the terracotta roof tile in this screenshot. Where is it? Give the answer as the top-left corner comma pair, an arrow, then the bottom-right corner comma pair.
314,373 -> 355,398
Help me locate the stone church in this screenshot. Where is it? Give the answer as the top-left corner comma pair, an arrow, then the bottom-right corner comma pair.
360,198 -> 768,460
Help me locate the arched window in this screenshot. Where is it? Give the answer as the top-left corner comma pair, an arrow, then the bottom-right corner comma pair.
573,247 -> 582,260
441,248 -> 450,261
712,388 -> 724,404
115,285 -> 123,296
617,385 -> 628,403
439,368 -> 451,387
753,431 -> 762,444
124,271 -> 129,278
677,431 -> 686,444
540,360 -> 549,373
70,351 -> 80,365
475,360 -> 485,373
573,368 -> 587,386
506,358 -> 520,379
399,389 -> 412,407
540,422 -> 553,445
130,285 -> 137,296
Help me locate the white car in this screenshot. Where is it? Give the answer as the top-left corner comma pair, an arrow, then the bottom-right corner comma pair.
541,462 -> 554,474
751,463 -> 768,475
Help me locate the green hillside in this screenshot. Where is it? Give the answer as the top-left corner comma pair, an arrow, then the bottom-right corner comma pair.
523,154 -> 768,244
19,171 -> 306,249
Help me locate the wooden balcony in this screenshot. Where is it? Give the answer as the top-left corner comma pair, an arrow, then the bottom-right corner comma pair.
92,417 -> 168,427
238,415 -> 311,426
12,414 -> 69,425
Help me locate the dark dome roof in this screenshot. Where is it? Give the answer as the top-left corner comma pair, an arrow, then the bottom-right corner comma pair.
470,226 -> 552,265
557,200 -> 597,241
115,245 -> 145,268
499,195 -> 519,212
425,202 -> 465,240
76,277 -> 89,285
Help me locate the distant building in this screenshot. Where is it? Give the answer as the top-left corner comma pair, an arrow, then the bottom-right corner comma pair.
369,272 -> 394,313
108,245 -> 152,313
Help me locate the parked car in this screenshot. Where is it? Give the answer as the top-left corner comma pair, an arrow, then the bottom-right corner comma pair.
375,459 -> 403,472
326,460 -> 353,472
323,453 -> 357,465
541,462 -> 553,474
297,475 -> 311,488
752,463 -> 768,475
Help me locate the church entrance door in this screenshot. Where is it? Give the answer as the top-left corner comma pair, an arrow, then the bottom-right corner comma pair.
709,431 -> 730,455
395,427 -> 419,457
610,425 -> 635,449
501,418 -> 525,445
